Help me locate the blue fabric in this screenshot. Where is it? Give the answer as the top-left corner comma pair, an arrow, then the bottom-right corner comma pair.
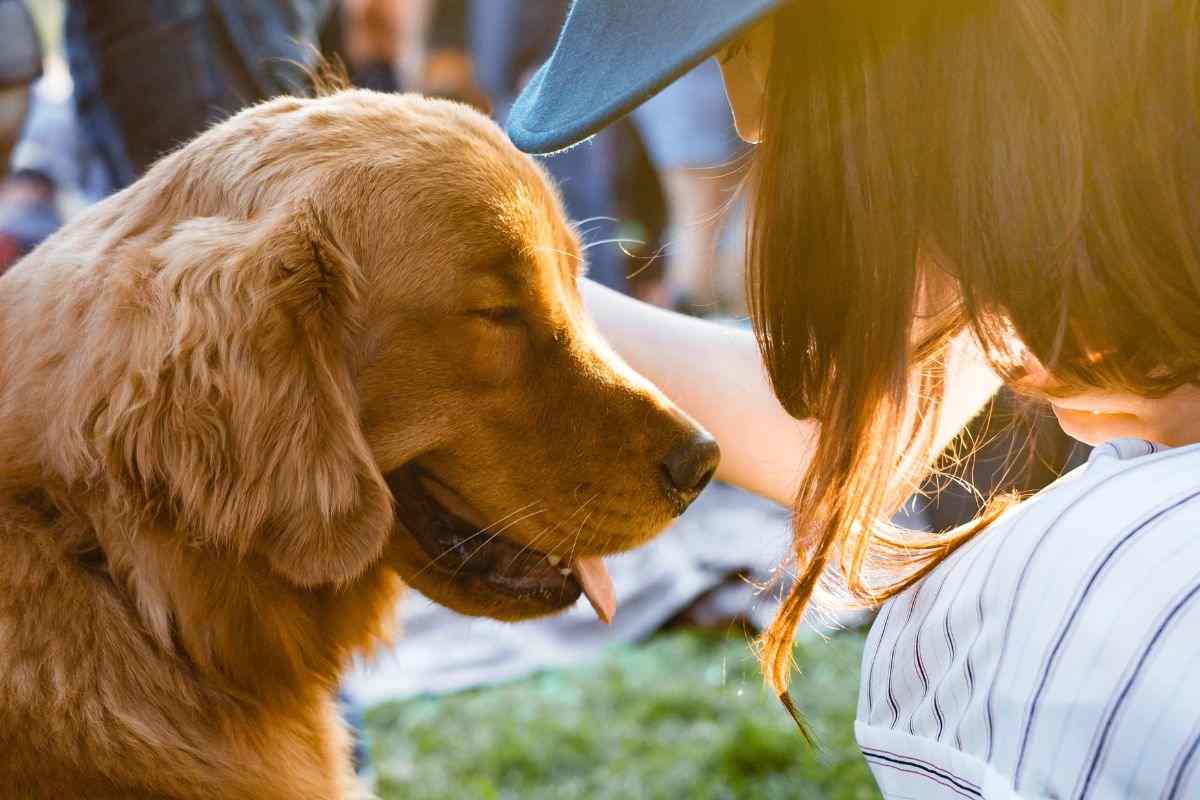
337,690 -> 371,774
468,0 -> 565,104
506,0 -> 784,154
11,76 -> 115,203
629,58 -> 746,170
0,175 -> 59,259
0,0 -> 41,88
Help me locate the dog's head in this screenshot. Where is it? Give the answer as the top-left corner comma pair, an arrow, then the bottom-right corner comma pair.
60,91 -> 717,623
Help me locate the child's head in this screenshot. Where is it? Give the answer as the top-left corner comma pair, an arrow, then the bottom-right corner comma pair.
741,0 -> 1200,692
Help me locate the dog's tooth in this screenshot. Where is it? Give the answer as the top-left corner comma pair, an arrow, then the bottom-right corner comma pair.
546,554 -> 562,566
558,567 -> 572,576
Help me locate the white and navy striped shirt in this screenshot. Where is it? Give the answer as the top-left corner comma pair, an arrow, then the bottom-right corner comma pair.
857,438 -> 1200,799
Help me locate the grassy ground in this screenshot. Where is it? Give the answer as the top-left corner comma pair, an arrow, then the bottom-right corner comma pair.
365,628 -> 880,800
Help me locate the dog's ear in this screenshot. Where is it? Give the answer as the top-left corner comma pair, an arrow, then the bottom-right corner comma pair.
101,202 -> 393,587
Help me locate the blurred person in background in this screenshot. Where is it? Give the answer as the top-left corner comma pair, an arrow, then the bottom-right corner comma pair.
0,0 -> 39,175
62,0 -> 337,190
330,0 -> 490,109
630,59 -> 747,316
0,0 -> 42,270
0,61 -> 115,273
443,0 -> 628,291
332,0 -> 409,92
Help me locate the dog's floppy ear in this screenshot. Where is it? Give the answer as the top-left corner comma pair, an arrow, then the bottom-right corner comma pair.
102,201 -> 393,587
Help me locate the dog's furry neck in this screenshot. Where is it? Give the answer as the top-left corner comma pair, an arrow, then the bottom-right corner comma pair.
0,180 -> 403,796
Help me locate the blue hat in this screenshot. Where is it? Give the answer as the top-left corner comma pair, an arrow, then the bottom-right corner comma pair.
506,0 -> 785,154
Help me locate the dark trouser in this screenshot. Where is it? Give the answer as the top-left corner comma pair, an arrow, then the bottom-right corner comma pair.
65,0 -> 332,189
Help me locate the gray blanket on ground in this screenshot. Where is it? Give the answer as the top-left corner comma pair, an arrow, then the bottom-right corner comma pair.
347,483 -> 799,703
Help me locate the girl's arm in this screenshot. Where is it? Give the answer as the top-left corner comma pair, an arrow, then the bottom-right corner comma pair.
582,279 -> 1002,507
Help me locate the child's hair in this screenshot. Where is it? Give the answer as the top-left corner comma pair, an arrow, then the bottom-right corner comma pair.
748,0 -> 1200,700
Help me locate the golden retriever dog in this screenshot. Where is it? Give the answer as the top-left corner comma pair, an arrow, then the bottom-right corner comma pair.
0,90 -> 719,799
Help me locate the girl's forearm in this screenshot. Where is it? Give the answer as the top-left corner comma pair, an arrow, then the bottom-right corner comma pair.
581,279 -> 1002,508
582,279 -> 815,506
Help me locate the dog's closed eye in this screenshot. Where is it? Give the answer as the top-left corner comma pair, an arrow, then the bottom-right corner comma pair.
468,307 -> 524,325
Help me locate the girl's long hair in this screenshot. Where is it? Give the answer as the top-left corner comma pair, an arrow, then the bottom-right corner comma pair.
749,0 -> 1200,698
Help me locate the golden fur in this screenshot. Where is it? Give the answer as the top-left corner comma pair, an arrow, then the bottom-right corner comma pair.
0,91 -> 712,798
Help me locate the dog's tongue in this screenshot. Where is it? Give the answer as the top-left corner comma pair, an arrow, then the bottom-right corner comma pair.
571,556 -> 615,624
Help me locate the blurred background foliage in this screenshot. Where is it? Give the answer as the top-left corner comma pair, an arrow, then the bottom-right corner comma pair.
365,629 -> 877,800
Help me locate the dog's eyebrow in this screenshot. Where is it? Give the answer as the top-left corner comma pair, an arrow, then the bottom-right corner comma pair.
471,247 -> 529,288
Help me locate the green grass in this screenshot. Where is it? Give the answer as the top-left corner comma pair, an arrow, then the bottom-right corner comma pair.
365,629 -> 880,800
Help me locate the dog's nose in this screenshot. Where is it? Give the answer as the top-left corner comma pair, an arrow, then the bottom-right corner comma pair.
661,433 -> 720,504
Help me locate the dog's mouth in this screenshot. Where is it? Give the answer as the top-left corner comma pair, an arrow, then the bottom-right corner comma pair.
384,467 -> 616,623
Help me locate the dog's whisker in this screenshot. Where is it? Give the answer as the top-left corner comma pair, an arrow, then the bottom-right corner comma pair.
543,493 -> 597,539
558,507 -> 597,595
412,513 -> 531,573
446,531 -> 513,580
420,524 -> 520,583
503,524 -> 557,572
441,509 -> 546,577
565,493 -> 599,523
573,215 -> 619,226
580,236 -> 643,253
485,505 -> 549,542
471,499 -> 542,538
574,508 -> 597,548
567,508 -> 596,567
624,242 -> 670,279
524,492 -> 598,566
450,507 -> 549,579
531,243 -> 586,266
494,492 -> 592,577
409,503 -> 547,580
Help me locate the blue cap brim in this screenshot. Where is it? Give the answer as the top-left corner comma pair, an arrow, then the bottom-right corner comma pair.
506,0 -> 784,154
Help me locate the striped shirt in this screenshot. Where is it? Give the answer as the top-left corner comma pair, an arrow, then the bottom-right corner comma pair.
857,438 -> 1200,799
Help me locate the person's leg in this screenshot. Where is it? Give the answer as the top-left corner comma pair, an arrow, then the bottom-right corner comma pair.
629,60 -> 747,314
3,69 -> 120,271
715,198 -> 749,317
0,0 -> 41,177
0,87 -> 29,177
657,165 -> 741,313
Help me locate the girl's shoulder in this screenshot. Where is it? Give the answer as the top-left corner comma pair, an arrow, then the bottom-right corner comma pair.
857,438 -> 1200,800
974,436 -> 1200,561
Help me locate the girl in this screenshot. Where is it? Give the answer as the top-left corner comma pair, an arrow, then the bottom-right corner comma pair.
508,1 -> 1200,797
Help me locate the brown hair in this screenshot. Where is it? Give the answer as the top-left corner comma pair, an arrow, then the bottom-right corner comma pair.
748,0 -> 1200,704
